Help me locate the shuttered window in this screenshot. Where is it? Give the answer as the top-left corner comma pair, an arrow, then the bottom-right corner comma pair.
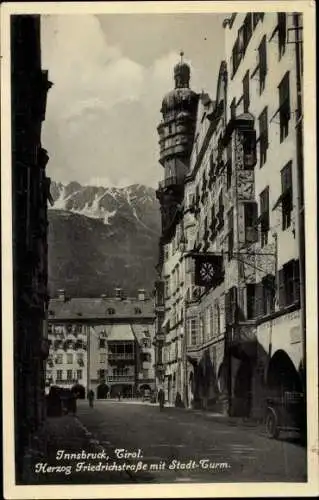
281,161 -> 293,230
260,187 -> 269,246
279,72 -> 290,142
243,70 -> 250,112
262,274 -> 276,314
259,107 -> 268,167
278,13 -> 287,58
278,259 -> 300,307
246,284 -> 255,319
258,35 -> 267,93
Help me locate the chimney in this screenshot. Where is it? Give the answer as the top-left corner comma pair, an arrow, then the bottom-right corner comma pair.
138,289 -> 146,301
115,288 -> 122,300
57,289 -> 66,301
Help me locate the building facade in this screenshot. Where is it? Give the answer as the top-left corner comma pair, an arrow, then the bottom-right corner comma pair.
46,289 -> 156,398
11,15 -> 52,481
155,12 -> 305,419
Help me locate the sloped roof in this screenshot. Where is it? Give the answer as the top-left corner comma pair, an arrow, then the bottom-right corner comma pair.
48,297 -> 155,321
107,324 -> 135,341
130,324 -> 153,342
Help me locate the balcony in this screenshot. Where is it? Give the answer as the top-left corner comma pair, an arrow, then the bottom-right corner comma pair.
106,375 -> 135,383
108,353 -> 135,361
158,175 -> 179,190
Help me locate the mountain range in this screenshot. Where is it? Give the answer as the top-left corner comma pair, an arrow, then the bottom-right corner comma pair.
48,181 -> 161,298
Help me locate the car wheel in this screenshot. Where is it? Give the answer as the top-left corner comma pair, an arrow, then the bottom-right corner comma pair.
266,409 -> 279,439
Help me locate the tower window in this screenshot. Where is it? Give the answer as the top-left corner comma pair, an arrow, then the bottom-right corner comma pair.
99,338 -> 106,349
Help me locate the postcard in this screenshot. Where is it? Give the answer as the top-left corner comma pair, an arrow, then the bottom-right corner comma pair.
1,1 -> 318,498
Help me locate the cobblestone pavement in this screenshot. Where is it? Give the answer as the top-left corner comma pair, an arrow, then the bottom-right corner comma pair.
22,400 -> 307,484
75,400 -> 307,484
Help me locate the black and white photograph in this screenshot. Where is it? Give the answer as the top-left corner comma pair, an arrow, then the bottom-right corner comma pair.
1,1 -> 318,498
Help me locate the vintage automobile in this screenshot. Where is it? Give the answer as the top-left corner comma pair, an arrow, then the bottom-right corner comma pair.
265,391 -> 306,439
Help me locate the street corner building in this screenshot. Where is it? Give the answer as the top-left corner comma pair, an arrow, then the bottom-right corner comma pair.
10,15 -> 53,482
45,288 -> 156,400
154,12 -> 306,423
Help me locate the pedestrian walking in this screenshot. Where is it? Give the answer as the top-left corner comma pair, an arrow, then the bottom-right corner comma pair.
117,391 -> 121,401
158,388 -> 165,411
88,389 -> 95,408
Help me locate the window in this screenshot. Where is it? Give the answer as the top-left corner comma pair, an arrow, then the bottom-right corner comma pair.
278,72 -> 290,142
100,353 -> 106,364
246,284 -> 256,319
243,130 -> 257,169
189,318 -> 198,346
243,71 -> 250,112
56,370 -> 63,381
76,370 -> 82,381
99,338 -> 106,349
142,338 -> 151,348
67,353 -> 73,364
67,369 -> 73,381
56,354 -> 63,364
278,13 -> 287,58
232,38 -> 241,76
279,260 -> 300,307
258,35 -> 267,93
134,307 -> 142,315
227,208 -> 234,260
99,369 -> 106,380
259,187 -> 270,246
281,162 -> 293,230
262,275 -> 276,315
244,202 -> 258,243
259,107 -> 268,167
142,353 -> 151,363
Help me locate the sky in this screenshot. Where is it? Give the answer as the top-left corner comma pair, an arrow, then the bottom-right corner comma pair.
41,13 -> 225,189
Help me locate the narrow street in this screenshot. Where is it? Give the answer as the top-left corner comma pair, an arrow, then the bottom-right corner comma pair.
73,400 -> 307,483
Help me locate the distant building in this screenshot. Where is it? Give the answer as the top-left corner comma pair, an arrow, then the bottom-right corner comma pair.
11,14 -> 52,481
155,12 -> 305,418
46,289 -> 156,398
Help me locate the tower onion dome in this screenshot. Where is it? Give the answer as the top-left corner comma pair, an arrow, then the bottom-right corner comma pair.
161,52 -> 197,114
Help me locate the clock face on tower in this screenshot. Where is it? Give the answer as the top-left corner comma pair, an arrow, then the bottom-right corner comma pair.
199,261 -> 215,284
